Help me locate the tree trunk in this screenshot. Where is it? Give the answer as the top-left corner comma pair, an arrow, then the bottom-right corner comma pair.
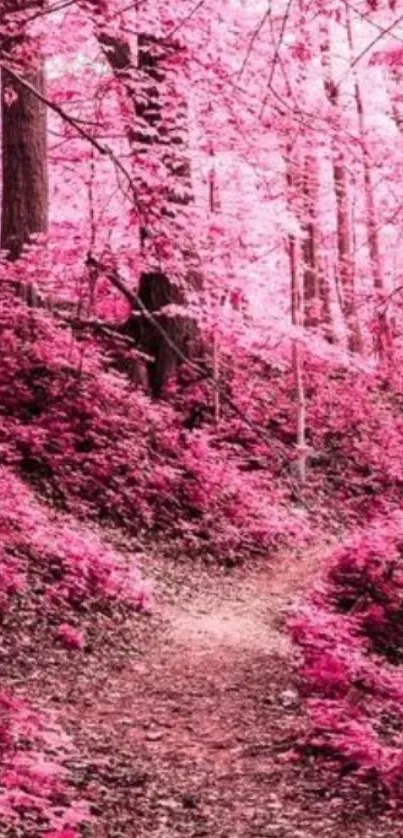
319,18 -> 363,354
208,135 -> 221,424
0,1 -> 48,262
286,147 -> 307,485
301,154 -> 333,339
1,64 -> 48,261
134,33 -> 201,396
345,6 -> 390,358
284,3 -> 333,342
80,5 -> 202,396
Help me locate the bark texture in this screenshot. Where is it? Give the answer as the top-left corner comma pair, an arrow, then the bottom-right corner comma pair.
1,64 -> 48,261
0,1 -> 48,262
133,34 -> 201,396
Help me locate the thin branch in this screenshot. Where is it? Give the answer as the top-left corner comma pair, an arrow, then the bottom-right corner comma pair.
0,63 -> 109,155
237,4 -> 271,81
0,62 -> 142,213
339,0 -> 403,47
338,10 -> 403,88
168,0 -> 208,38
260,0 -> 294,119
267,0 -> 294,90
59,314 -> 155,361
380,284 -> 403,310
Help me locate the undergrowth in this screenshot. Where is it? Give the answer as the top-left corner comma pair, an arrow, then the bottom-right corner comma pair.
292,513 -> 403,805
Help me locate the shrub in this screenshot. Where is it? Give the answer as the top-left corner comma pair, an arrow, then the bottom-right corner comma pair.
0,296 -> 304,559
0,465 -> 150,615
0,689 -> 91,834
291,513 -> 403,802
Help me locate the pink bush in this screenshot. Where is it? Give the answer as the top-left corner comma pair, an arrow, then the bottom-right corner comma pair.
57,624 -> 86,650
0,466 -> 149,831
0,465 -> 149,613
0,689 -> 91,833
0,297 -> 304,559
44,830 -> 80,838
292,513 -> 403,801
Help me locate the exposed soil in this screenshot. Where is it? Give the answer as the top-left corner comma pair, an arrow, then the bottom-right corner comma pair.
3,544 -> 401,837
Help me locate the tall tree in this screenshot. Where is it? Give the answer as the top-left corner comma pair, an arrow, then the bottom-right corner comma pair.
319,15 -> 363,354
80,3 -> 202,396
286,143 -> 307,485
133,33 -> 202,396
345,5 -> 390,357
276,1 -> 333,341
0,1 -> 48,262
301,153 -> 333,339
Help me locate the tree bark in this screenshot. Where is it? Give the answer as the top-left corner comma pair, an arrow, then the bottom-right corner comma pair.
345,5 -> 390,358
319,18 -> 363,354
0,1 -> 48,262
301,154 -> 333,339
286,147 -> 307,485
208,135 -> 221,424
1,64 -> 48,261
134,33 -> 201,396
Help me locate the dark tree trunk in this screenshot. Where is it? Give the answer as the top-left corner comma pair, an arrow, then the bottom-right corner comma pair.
133,34 -> 201,396
80,5 -> 202,396
0,0 -> 48,262
1,64 -> 48,261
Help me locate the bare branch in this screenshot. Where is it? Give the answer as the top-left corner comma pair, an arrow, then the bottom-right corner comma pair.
0,63 -> 141,208
338,10 -> 403,88
0,63 -> 109,154
168,0 -> 208,38
237,4 -> 271,82
58,314 -> 155,361
260,0 -> 294,119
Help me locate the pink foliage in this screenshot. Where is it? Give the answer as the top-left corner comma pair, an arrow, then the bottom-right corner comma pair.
0,690 -> 91,833
0,464 -> 149,612
292,513 -> 403,801
0,292 -> 302,559
57,624 -> 86,650
5,0 -> 403,829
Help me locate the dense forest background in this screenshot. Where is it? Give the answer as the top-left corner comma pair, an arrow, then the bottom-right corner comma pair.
2,1 -> 403,835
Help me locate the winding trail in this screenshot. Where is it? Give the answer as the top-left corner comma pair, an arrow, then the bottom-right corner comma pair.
9,544 -> 395,837
53,545 -> 392,837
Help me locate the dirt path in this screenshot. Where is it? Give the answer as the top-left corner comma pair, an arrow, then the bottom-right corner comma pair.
5,545 -> 396,837
50,545 -> 392,838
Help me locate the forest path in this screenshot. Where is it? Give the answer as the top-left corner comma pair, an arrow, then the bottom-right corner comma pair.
55,542 -> 391,838
65,546 -> 322,838
12,542 -> 393,837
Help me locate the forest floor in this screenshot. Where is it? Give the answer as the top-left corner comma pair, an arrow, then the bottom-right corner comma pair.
3,542 -> 400,838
